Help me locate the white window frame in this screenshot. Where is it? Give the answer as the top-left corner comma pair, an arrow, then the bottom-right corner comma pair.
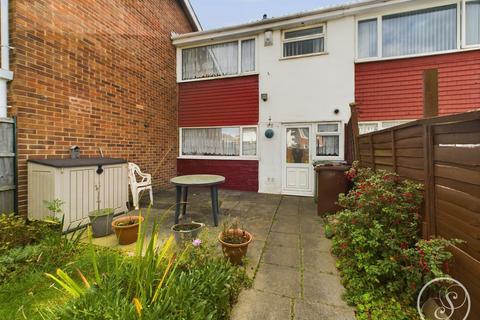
355,1 -> 480,62
178,126 -> 259,160
314,122 -> 343,161
179,37 -> 258,82
462,0 -> 480,48
281,24 -> 327,59
358,120 -> 414,134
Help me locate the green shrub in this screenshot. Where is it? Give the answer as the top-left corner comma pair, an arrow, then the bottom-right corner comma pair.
329,162 -> 458,319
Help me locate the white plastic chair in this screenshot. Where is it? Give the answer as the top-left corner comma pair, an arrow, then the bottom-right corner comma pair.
128,162 -> 153,210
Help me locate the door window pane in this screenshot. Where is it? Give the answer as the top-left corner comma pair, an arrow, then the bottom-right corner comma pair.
382,5 -> 457,57
466,1 -> 480,46
182,128 -> 240,156
286,128 -> 310,163
242,127 -> 257,156
358,19 -> 378,58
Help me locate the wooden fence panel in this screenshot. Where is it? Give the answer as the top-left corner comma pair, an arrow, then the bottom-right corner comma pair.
356,110 -> 480,318
0,118 -> 16,213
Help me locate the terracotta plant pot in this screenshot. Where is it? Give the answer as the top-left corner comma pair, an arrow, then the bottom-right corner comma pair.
112,215 -> 144,245
218,229 -> 253,265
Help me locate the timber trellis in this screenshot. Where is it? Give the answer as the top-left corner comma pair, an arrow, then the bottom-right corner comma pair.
356,110 -> 480,316
0,117 -> 16,213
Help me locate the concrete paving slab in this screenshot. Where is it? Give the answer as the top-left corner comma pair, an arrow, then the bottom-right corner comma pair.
262,245 -> 300,269
294,301 -> 355,320
254,263 -> 301,298
230,289 -> 292,320
271,221 -> 301,234
302,249 -> 338,274
302,236 -> 332,252
303,272 -> 346,307
268,232 -> 300,249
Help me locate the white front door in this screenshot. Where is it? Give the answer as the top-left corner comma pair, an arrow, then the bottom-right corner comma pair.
282,124 -> 314,196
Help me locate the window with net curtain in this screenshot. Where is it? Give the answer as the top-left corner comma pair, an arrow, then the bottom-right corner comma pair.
283,26 -> 325,57
382,5 -> 457,57
181,127 -> 257,157
358,5 -> 458,58
182,39 -> 255,80
316,123 -> 340,157
466,0 -> 480,46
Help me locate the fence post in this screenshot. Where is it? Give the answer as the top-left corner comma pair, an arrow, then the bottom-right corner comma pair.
391,129 -> 397,173
369,134 -> 375,170
349,102 -> 360,161
423,124 -> 436,238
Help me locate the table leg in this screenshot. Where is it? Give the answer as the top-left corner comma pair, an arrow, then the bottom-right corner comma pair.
182,186 -> 188,217
211,185 -> 219,226
174,186 -> 182,224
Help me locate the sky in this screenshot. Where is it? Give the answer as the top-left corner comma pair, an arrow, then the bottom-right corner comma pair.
190,0 -> 352,30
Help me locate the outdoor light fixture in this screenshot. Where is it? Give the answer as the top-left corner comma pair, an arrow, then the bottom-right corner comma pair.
261,93 -> 268,101
264,30 -> 273,46
334,108 -> 340,114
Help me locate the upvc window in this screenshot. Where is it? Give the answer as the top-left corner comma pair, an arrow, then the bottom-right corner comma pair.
358,120 -> 412,134
182,39 -> 255,80
466,0 -> 480,46
358,19 -> 378,58
357,4 -> 460,59
282,25 -> 325,58
180,127 -> 257,157
316,123 -> 340,157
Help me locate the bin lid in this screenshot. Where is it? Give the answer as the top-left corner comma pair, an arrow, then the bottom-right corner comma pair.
28,157 -> 127,168
314,162 -> 350,172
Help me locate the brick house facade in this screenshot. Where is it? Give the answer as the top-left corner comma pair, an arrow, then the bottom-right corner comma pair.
7,0 -> 197,214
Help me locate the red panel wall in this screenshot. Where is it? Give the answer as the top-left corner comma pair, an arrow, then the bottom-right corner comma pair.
177,159 -> 258,192
355,50 -> 480,121
179,75 -> 259,127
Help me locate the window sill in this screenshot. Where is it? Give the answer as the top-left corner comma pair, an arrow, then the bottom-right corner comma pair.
355,46 -> 480,63
178,156 -> 259,161
178,72 -> 259,83
279,51 -> 328,61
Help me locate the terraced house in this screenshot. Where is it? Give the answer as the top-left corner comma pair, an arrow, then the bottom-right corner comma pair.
172,0 -> 480,196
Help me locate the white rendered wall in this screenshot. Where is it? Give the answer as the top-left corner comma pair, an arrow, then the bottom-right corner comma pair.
257,16 -> 356,194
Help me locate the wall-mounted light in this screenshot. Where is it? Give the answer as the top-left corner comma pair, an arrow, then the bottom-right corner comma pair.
261,93 -> 268,102
264,30 -> 273,46
334,109 -> 340,115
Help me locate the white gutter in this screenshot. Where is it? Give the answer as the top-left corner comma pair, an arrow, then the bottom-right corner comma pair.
0,0 -> 13,118
172,0 -> 416,46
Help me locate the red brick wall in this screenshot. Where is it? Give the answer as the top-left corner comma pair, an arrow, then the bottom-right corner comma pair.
179,75 -> 259,127
355,50 -> 480,121
177,159 -> 258,192
8,0 -> 194,214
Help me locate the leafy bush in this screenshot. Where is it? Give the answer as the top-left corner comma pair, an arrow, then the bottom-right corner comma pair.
0,214 -> 55,254
329,162 -> 458,319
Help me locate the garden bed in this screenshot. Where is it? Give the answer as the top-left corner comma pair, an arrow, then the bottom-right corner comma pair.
0,212 -> 249,319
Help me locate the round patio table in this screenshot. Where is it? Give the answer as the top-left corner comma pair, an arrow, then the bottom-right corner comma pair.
170,174 -> 225,226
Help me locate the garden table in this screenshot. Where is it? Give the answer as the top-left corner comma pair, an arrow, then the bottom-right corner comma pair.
170,174 -> 225,226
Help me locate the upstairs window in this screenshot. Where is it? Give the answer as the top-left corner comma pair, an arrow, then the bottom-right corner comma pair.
283,25 -> 325,58
358,19 -> 378,58
466,0 -> 480,46
182,39 -> 255,80
382,5 -> 457,57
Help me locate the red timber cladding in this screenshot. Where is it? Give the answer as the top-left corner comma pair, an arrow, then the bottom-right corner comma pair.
178,75 -> 259,192
355,50 -> 480,121
178,159 -> 258,192
178,75 -> 259,127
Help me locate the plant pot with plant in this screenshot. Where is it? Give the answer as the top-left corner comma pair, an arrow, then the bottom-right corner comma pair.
88,208 -> 115,237
112,214 -> 144,245
218,219 -> 252,265
171,222 -> 205,246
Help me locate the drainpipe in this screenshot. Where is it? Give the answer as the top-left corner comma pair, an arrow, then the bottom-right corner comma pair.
0,0 -> 12,118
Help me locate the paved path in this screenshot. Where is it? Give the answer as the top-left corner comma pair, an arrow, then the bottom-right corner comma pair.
230,196 -> 355,320
109,189 -> 354,319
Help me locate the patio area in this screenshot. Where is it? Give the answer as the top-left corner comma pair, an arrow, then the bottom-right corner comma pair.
91,188 -> 354,320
